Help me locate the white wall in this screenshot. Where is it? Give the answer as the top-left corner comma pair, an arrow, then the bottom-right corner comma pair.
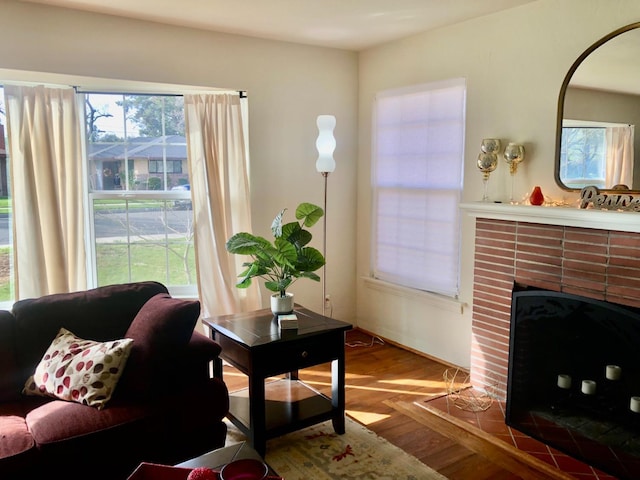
0,0 -> 359,319
357,0 -> 640,368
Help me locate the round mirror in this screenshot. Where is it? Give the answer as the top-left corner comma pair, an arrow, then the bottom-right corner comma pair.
555,22 -> 640,192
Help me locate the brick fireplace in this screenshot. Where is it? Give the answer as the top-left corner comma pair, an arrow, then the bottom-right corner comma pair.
467,205 -> 640,399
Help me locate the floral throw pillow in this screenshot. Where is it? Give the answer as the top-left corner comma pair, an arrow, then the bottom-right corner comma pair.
23,328 -> 133,409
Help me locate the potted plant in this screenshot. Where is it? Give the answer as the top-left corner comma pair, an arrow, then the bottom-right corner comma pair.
225,202 -> 326,314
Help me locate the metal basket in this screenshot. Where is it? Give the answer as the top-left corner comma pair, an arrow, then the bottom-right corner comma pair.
443,368 -> 496,412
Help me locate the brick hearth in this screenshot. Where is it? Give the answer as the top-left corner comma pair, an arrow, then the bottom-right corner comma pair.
471,217 -> 640,399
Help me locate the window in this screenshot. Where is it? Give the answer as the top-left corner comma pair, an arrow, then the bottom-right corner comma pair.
560,126 -> 606,188
372,79 -> 466,297
149,159 -> 183,174
83,93 -> 195,296
0,86 -> 13,304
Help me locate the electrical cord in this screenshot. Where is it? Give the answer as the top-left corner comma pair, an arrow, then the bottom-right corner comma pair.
345,334 -> 385,348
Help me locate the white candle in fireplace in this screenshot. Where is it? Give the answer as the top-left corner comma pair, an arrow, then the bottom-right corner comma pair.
606,365 -> 622,380
557,374 -> 572,389
581,380 -> 596,395
631,396 -> 640,413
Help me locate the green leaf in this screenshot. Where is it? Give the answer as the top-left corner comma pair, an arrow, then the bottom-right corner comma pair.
296,203 -> 324,228
296,246 -> 325,272
265,277 -> 292,293
273,237 -> 297,267
298,271 -> 321,282
226,233 -> 270,255
282,222 -> 312,249
271,209 -> 286,237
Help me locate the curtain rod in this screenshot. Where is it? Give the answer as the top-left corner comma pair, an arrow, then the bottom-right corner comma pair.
75,87 -> 247,98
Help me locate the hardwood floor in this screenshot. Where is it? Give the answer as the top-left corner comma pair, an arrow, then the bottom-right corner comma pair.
220,328 -> 560,479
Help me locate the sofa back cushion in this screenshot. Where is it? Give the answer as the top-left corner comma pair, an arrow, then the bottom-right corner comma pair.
11,281 -> 169,384
118,293 -> 200,399
0,310 -> 20,402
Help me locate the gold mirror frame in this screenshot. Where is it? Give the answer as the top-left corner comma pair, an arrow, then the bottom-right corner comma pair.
555,22 -> 640,194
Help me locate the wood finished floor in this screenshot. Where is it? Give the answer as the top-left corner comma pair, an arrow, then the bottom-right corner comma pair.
220,329 -> 565,479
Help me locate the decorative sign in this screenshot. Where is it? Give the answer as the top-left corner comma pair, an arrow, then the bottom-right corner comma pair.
579,185 -> 640,211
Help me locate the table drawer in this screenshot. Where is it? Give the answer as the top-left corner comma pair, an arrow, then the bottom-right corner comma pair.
254,334 -> 343,376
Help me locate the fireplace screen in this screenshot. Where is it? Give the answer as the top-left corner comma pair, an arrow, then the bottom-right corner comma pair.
506,284 -> 640,479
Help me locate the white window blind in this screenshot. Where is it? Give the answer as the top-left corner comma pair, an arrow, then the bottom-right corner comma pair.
372,78 -> 466,297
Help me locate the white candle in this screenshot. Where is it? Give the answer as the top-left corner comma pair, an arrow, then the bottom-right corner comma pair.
581,380 -> 596,395
557,374 -> 572,389
606,365 -> 622,380
631,396 -> 640,413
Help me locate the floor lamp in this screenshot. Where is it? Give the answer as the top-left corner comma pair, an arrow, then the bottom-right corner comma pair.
315,115 -> 336,316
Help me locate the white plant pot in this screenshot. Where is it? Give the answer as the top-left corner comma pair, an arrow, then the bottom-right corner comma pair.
271,293 -> 294,315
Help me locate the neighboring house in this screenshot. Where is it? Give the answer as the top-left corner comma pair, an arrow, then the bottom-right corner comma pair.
88,135 -> 189,190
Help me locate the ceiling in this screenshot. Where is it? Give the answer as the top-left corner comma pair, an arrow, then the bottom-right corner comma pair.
21,0 -> 537,51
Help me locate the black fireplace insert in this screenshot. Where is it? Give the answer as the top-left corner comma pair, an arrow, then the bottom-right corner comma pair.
506,284 -> 640,479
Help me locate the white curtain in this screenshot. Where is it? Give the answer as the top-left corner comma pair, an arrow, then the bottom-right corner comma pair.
605,125 -> 634,188
184,93 -> 260,317
4,85 -> 86,298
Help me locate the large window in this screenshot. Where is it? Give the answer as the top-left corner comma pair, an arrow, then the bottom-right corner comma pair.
84,93 -> 195,295
372,79 -> 466,298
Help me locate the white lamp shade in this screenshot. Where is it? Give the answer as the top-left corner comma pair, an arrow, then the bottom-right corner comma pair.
316,114 -> 336,173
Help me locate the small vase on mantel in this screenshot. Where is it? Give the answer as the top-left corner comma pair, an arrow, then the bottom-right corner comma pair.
529,186 -> 544,206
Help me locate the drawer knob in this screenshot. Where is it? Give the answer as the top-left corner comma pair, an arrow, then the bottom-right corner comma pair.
301,351 -> 308,358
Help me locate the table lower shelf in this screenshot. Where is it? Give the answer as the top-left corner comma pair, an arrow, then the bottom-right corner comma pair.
228,378 -> 336,440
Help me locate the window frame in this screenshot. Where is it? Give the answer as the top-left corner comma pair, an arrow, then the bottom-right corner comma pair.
80,92 -> 195,297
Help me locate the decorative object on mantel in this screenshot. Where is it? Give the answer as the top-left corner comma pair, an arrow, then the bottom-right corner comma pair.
225,202 -> 326,315
529,186 -> 545,206
503,143 -> 525,203
580,185 -> 640,211
477,138 -> 501,202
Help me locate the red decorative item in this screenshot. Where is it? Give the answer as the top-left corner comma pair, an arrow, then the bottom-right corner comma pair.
529,186 -> 544,206
188,467 -> 218,480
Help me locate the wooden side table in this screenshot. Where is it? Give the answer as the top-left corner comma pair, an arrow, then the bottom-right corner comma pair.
202,306 -> 352,456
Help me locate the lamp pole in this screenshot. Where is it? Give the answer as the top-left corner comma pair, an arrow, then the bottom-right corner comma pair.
315,115 -> 336,317
321,171 -> 329,316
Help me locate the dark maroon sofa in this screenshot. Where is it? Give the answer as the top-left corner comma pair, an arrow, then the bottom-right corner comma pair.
0,281 -> 229,480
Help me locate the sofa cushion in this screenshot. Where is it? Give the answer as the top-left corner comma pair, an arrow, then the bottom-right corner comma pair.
0,404 -> 34,460
25,398 -> 156,445
23,328 -> 133,409
119,293 -> 200,399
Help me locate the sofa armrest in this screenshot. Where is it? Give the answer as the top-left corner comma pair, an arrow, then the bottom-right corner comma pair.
180,332 -> 222,382
188,331 -> 222,360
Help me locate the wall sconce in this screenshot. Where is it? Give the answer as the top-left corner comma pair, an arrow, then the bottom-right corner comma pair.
316,115 -> 336,316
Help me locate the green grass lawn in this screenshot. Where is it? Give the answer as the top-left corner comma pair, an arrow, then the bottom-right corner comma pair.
0,240 -> 197,302
0,196 -> 195,302
0,198 -> 10,215
96,241 -> 197,287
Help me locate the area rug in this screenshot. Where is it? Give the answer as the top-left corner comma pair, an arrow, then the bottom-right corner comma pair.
225,417 -> 447,480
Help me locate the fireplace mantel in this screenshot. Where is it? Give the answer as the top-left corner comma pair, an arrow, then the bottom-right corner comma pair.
460,202 -> 640,233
